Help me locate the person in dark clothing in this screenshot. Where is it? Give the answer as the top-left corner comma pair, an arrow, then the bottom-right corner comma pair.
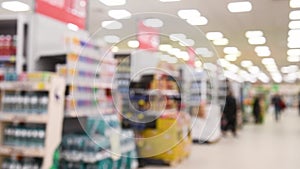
298,92 -> 300,116
222,90 -> 237,137
252,96 -> 261,124
272,94 -> 283,122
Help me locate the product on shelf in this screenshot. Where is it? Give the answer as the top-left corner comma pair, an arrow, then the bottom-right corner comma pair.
0,73 -> 66,169
1,157 -> 42,169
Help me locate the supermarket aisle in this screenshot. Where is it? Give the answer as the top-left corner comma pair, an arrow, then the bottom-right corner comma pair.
145,108 -> 300,169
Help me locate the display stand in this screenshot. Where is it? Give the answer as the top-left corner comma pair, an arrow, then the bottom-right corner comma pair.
0,74 -> 66,169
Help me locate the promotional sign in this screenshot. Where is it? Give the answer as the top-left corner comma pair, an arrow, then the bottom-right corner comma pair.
137,22 -> 159,51
187,47 -> 196,67
36,0 -> 87,29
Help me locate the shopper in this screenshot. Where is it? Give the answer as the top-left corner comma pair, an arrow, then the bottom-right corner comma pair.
298,92 -> 300,116
252,96 -> 261,124
222,90 -> 237,137
271,94 -> 285,122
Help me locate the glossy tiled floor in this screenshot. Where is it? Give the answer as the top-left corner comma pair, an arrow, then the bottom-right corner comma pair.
145,108 -> 300,169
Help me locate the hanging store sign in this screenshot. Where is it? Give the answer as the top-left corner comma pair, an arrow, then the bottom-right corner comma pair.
36,0 -> 87,29
137,21 -> 159,51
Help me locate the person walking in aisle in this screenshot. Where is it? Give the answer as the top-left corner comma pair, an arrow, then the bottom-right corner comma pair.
271,93 -> 285,122
252,96 -> 261,124
222,90 -> 237,137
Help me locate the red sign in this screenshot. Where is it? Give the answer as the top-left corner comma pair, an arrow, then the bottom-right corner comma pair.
137,22 -> 159,51
187,47 -> 195,67
36,0 -> 87,29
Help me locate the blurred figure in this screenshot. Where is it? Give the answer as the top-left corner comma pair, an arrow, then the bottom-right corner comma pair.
222,90 -> 237,137
252,96 -> 261,124
271,94 -> 285,122
298,92 -> 300,116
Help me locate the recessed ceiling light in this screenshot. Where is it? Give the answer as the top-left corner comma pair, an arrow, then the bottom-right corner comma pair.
108,10 -> 131,19
258,73 -> 270,83
266,65 -> 278,73
1,1 -> 30,12
195,48 -> 214,57
289,21 -> 300,29
241,60 -> 253,67
177,51 -> 189,60
111,46 -> 119,52
160,0 -> 180,2
287,49 -> 300,56
248,66 -> 260,74
248,37 -> 266,45
104,35 -> 120,43
289,10 -> 300,20
288,36 -> 298,43
186,16 -> 208,26
101,21 -> 123,29
227,64 -> 240,73
127,40 -> 139,48
288,29 -> 300,37
213,38 -> 229,46
67,23 -> 79,31
224,47 -> 239,54
225,55 -> 237,61
206,32 -> 223,40
262,58 -> 275,65
255,46 -> 269,53
99,0 -> 126,6
195,60 -> 202,68
288,41 -> 300,48
177,9 -> 201,19
287,55 -> 300,62
227,1 -> 252,13
245,31 -> 263,38
179,39 -> 195,46
169,33 -> 186,41
168,48 -> 181,55
271,73 -> 282,83
143,18 -> 164,28
159,44 -> 172,51
290,0 -> 300,8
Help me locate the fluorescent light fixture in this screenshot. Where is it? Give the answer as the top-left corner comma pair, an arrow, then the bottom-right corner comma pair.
262,58 -> 275,65
223,47 -> 239,54
179,39 -> 195,46
101,21 -> 123,29
241,60 -> 253,67
255,46 -> 271,57
186,16 -> 208,26
213,38 -> 229,46
258,73 -> 270,83
289,21 -> 300,29
127,40 -> 139,48
287,55 -> 300,62
160,0 -> 181,2
169,33 -> 186,41
159,44 -> 172,51
67,23 -> 79,31
248,66 -> 260,74
227,64 -> 240,73
1,1 -> 30,12
227,1 -> 252,13
288,29 -> 300,37
195,60 -> 202,67
111,46 -> 119,52
99,0 -> 126,6
289,10 -> 300,20
290,0 -> 300,8
272,73 -> 282,83
245,31 -> 263,38
176,51 -> 189,59
287,49 -> 300,56
225,55 -> 238,61
178,9 -> 201,19
288,36 -> 298,43
206,32 -> 223,40
248,37 -> 266,45
143,18 -> 164,28
218,59 -> 231,67
182,53 -> 190,61
104,35 -> 120,43
288,41 -> 300,48
168,48 -> 181,55
195,48 -> 214,57
108,10 -> 131,19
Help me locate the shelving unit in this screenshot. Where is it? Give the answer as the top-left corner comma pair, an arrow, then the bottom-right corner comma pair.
0,74 -> 66,169
0,15 -> 28,74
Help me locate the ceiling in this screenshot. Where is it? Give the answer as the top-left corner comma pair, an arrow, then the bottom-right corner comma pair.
0,0 -> 298,83
87,0 -> 299,83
